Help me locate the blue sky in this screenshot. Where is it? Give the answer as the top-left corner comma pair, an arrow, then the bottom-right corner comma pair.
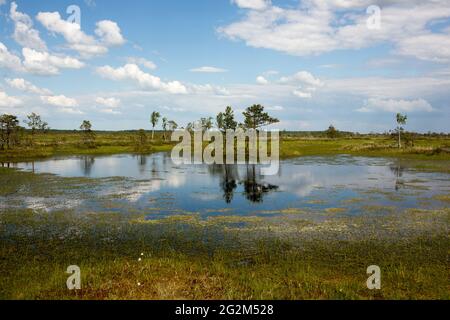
0,0 -> 449,132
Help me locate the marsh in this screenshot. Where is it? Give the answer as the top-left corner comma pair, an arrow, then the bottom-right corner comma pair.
2,153 -> 448,219
0,152 -> 449,299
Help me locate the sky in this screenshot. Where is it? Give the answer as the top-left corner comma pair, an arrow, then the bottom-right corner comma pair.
0,0 -> 449,133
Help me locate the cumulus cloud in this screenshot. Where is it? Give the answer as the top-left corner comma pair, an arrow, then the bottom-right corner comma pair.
95,97 -> 120,108
357,98 -> 434,113
220,0 -> 450,62
278,71 -> 323,99
10,2 -> 47,51
96,63 -> 188,94
0,91 -> 22,107
292,90 -> 312,99
6,78 -> 52,95
0,42 -> 23,72
279,71 -> 323,87
36,11 -> 125,57
126,57 -> 157,70
232,0 -> 270,10
22,48 -> 84,75
188,84 -> 230,96
256,75 -> 269,85
41,95 -> 78,108
95,20 -> 126,46
189,66 -> 228,73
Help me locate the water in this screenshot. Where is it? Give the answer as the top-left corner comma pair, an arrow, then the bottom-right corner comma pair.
2,153 -> 449,219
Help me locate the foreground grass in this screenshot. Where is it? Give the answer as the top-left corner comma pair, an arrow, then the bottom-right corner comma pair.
0,208 -> 448,300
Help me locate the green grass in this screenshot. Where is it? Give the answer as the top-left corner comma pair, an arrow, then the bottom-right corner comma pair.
0,208 -> 448,300
0,131 -> 174,162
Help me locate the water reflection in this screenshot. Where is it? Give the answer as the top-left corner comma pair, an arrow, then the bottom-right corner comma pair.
81,156 -> 95,176
6,153 -> 450,215
389,163 -> 405,191
242,164 -> 279,203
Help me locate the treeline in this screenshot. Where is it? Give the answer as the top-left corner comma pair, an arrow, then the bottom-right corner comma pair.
1,106 -> 449,152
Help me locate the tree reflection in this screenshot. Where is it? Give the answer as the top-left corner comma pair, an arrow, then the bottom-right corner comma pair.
390,164 -> 405,191
137,154 -> 147,175
208,164 -> 278,203
221,165 -> 238,203
80,156 -> 95,176
242,164 -> 278,203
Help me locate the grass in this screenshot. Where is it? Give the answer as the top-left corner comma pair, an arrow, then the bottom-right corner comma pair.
0,131 -> 173,162
0,208 -> 448,300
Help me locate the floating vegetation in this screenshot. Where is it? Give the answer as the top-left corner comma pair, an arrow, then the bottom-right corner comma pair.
325,208 -> 347,214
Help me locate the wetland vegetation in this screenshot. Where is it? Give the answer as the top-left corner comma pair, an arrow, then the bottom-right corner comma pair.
1,107 -> 449,300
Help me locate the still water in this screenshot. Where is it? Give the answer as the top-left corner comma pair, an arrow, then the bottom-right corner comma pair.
3,153 -> 449,218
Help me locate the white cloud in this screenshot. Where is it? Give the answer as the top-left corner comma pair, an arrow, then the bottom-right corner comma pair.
266,105 -> 283,111
161,105 -> 186,112
10,2 -> 47,51
357,98 -> 434,113
0,42 -> 23,72
232,0 -> 270,10
220,1 -> 450,62
126,57 -> 157,70
292,90 -> 312,99
189,66 -> 228,73
6,78 -> 52,95
95,20 -> 125,46
0,91 -> 22,107
41,95 -> 78,108
95,97 -> 120,108
396,33 -> 450,62
188,84 -> 230,96
99,108 -> 121,115
279,71 -> 323,87
325,76 -> 450,99
96,63 -> 188,94
278,71 -> 323,99
256,75 -> 269,85
36,11 -> 124,57
22,48 -> 84,76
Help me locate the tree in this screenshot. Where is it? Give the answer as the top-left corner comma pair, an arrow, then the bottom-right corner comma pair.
79,120 -> 96,148
0,114 -> 20,150
217,106 -> 237,132
162,117 -> 168,141
326,125 -> 338,139
150,111 -> 161,140
24,113 -> 48,135
242,104 -> 279,130
396,113 -> 407,149
168,120 -> 178,132
200,117 -> 213,132
135,129 -> 147,149
24,113 -> 48,146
